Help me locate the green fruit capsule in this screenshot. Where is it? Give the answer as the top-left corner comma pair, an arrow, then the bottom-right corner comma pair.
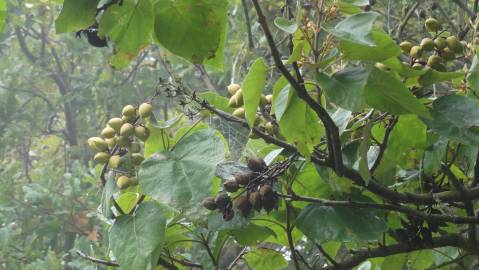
442,48 -> 455,61
425,18 -> 440,32
265,94 -> 273,104
128,142 -> 141,153
420,38 -> 434,51
134,126 -> 150,141
227,84 -> 241,96
129,177 -> 139,186
105,137 -> 117,148
259,95 -> 267,108
108,118 -> 123,131
232,107 -> 245,119
138,103 -> 153,118
116,175 -> 130,189
101,126 -> 116,139
131,153 -> 145,165
108,155 -> 121,169
122,104 -> 136,118
399,41 -> 413,54
434,38 -> 446,50
446,36 -> 463,54
409,46 -> 422,58
427,55 -> 443,70
412,62 -> 424,70
116,135 -> 129,147
374,62 -> 390,71
94,152 -> 110,164
235,89 -> 244,106
120,123 -> 135,137
228,95 -> 238,108
87,137 -> 108,152
122,115 -> 135,124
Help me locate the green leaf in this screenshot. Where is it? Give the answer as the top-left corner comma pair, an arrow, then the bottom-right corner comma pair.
153,0 -> 228,66
0,0 -> 6,32
278,91 -> 324,157
295,197 -> 387,242
109,202 -> 166,270
99,0 -> 154,54
55,0 -> 99,34
467,50 -> 479,96
340,30 -> 401,61
138,130 -> 225,211
116,192 -> 139,213
243,58 -> 268,128
274,17 -> 298,34
286,41 -> 305,65
382,58 -> 428,78
100,173 -> 118,218
364,68 -> 430,118
422,95 -> 479,146
244,248 -> 288,270
229,223 -> 276,246
199,92 -> 234,113
316,67 -> 368,112
418,69 -> 465,87
328,12 -> 380,46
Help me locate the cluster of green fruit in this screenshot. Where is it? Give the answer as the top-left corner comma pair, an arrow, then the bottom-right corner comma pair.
202,156 -> 278,220
399,18 -> 465,71
226,83 -> 282,139
87,103 -> 152,190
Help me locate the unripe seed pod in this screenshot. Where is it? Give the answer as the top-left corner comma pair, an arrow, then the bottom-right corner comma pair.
116,175 -> 130,189
235,172 -> 253,186
202,197 -> 218,210
434,38 -> 446,50
375,62 -> 390,71
139,103 -> 153,118
108,118 -> 123,131
265,94 -> 273,104
412,62 -> 424,70
94,152 -> 110,164
135,126 -> 150,141
265,122 -> 277,135
131,153 -> 145,165
116,135 -> 129,147
228,95 -> 239,108
105,137 -> 116,148
259,95 -> 267,108
254,114 -> 262,127
101,126 -> 116,139
128,142 -> 141,153
446,36 -> 463,54
215,192 -> 231,209
122,115 -> 135,124
233,107 -> 245,119
87,137 -> 108,152
399,41 -> 412,54
247,156 -> 266,172
442,48 -> 455,61
409,46 -> 422,58
120,123 -> 135,137
122,104 -> 136,118
235,89 -> 244,106
108,155 -> 121,168
425,18 -> 440,32
420,38 -> 434,51
260,184 -> 273,197
249,191 -> 262,211
427,55 -> 443,70
227,84 -> 241,96
223,179 -> 239,192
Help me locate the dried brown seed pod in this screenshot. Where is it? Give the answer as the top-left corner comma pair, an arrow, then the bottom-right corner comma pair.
223,179 -> 239,192
215,192 -> 231,209
259,184 -> 273,197
249,191 -> 262,211
247,156 -> 266,172
202,197 -> 218,210
234,195 -> 250,210
262,194 -> 277,213
234,172 -> 254,186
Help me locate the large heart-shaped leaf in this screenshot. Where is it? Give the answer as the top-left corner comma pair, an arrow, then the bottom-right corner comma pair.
364,67 -> 430,118
328,12 -> 380,46
55,0 -> 99,33
138,129 -> 225,211
99,0 -> 154,54
340,30 -> 401,61
423,95 -> 479,146
109,202 -> 166,270
153,0 -> 228,67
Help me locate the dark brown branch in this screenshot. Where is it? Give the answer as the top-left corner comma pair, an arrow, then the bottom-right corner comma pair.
452,0 -> 477,19
395,1 -> 421,40
241,0 -> 254,49
279,193 -> 479,225
315,243 -> 339,267
251,0 -> 344,175
371,116 -> 398,172
286,202 -> 301,270
75,250 -> 119,267
328,234 -> 474,270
